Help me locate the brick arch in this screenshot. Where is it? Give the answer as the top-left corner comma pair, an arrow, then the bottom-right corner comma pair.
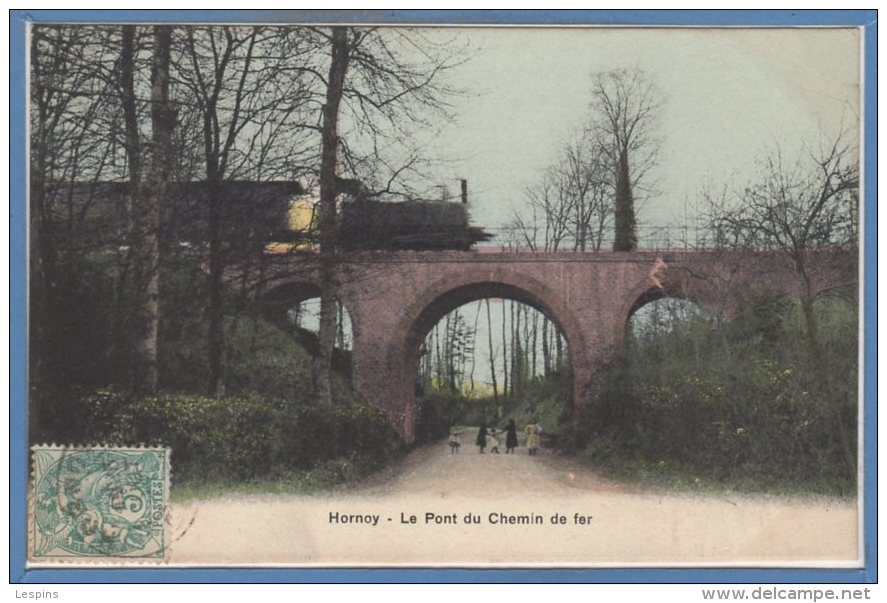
614,273 -> 725,350
224,247 -> 857,442
261,280 -> 322,305
390,268 -> 593,440
258,279 -> 360,340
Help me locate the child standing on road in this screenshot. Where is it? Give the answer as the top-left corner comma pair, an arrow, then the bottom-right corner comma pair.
487,429 -> 500,454
448,431 -> 461,454
525,420 -> 540,456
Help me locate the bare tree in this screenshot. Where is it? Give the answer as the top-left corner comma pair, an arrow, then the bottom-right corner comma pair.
511,124 -> 615,252
420,307 -> 476,396
313,26 -> 351,404
511,173 -> 570,251
175,25 -> 314,395
589,69 -> 660,251
500,298 -> 509,399
562,135 -> 613,251
467,303 -> 481,396
705,132 -> 859,471
309,26 -> 465,404
29,25 -> 126,435
120,25 -> 173,392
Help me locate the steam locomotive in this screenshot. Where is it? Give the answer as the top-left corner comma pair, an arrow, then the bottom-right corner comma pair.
338,199 -> 491,251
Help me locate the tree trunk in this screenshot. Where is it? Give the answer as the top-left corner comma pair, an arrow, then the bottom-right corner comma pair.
501,299 -> 509,399
315,27 -> 350,405
510,300 -> 518,393
131,25 -> 172,393
530,311 -> 538,379
446,313 -> 456,393
336,300 -> 345,350
121,27 -> 141,194
434,323 -> 443,388
29,31 -> 50,439
120,25 -> 145,389
541,317 -> 550,375
206,176 -> 224,396
468,304 -> 480,396
450,309 -> 460,393
485,299 -> 498,406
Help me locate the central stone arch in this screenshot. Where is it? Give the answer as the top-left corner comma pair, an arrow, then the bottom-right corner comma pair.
390,267 -> 594,442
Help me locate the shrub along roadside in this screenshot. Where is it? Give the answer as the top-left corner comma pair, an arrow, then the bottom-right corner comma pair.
83,389 -> 404,492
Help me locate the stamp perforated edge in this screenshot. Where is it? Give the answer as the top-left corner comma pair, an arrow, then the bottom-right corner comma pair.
28,444 -> 172,566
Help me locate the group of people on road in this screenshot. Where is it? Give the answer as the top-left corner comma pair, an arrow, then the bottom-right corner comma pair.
447,419 -> 541,456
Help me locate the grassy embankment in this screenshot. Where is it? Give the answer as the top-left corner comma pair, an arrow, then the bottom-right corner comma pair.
33,255 -> 405,500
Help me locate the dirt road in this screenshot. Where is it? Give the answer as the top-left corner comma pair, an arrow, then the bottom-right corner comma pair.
167,440 -> 859,566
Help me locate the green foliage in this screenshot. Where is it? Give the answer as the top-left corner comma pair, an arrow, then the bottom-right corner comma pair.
156,255 -> 311,400
497,369 -> 573,440
157,253 -> 360,402
579,292 -> 858,496
84,390 -> 403,487
161,312 -> 341,404
420,367 -> 574,445
414,391 -> 466,444
613,149 -> 637,251
457,397 -> 498,428
90,391 -> 278,481
30,249 -> 141,440
32,249 -> 402,494
33,251 -> 134,388
272,402 -> 404,473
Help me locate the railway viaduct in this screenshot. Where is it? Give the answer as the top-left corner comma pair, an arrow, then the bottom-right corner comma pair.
226,248 -> 857,442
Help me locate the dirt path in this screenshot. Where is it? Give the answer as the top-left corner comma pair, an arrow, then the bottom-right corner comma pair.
345,440 -> 638,499
167,439 -> 859,566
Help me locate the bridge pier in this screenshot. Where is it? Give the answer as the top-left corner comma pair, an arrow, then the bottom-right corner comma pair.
350,321 -> 418,442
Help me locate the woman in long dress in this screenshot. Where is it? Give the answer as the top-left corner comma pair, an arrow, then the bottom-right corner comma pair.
476,424 -> 488,454
505,419 -> 518,454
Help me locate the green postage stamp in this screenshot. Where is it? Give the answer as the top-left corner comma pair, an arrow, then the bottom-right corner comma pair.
30,446 -> 170,562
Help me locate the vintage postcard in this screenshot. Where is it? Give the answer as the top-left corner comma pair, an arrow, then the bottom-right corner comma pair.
13,11 -> 871,575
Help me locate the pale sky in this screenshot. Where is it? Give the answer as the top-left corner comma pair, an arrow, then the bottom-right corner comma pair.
305,26 -> 863,387
415,27 -> 861,234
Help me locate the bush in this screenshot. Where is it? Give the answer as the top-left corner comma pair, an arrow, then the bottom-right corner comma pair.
87,390 -> 403,486
458,371 -> 574,446
273,402 -> 403,471
414,391 -> 466,444
577,293 -> 858,495
500,370 -> 573,440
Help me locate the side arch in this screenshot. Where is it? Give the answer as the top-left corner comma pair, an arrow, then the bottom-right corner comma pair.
258,278 -> 361,352
615,272 -> 726,351
261,279 -> 323,306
